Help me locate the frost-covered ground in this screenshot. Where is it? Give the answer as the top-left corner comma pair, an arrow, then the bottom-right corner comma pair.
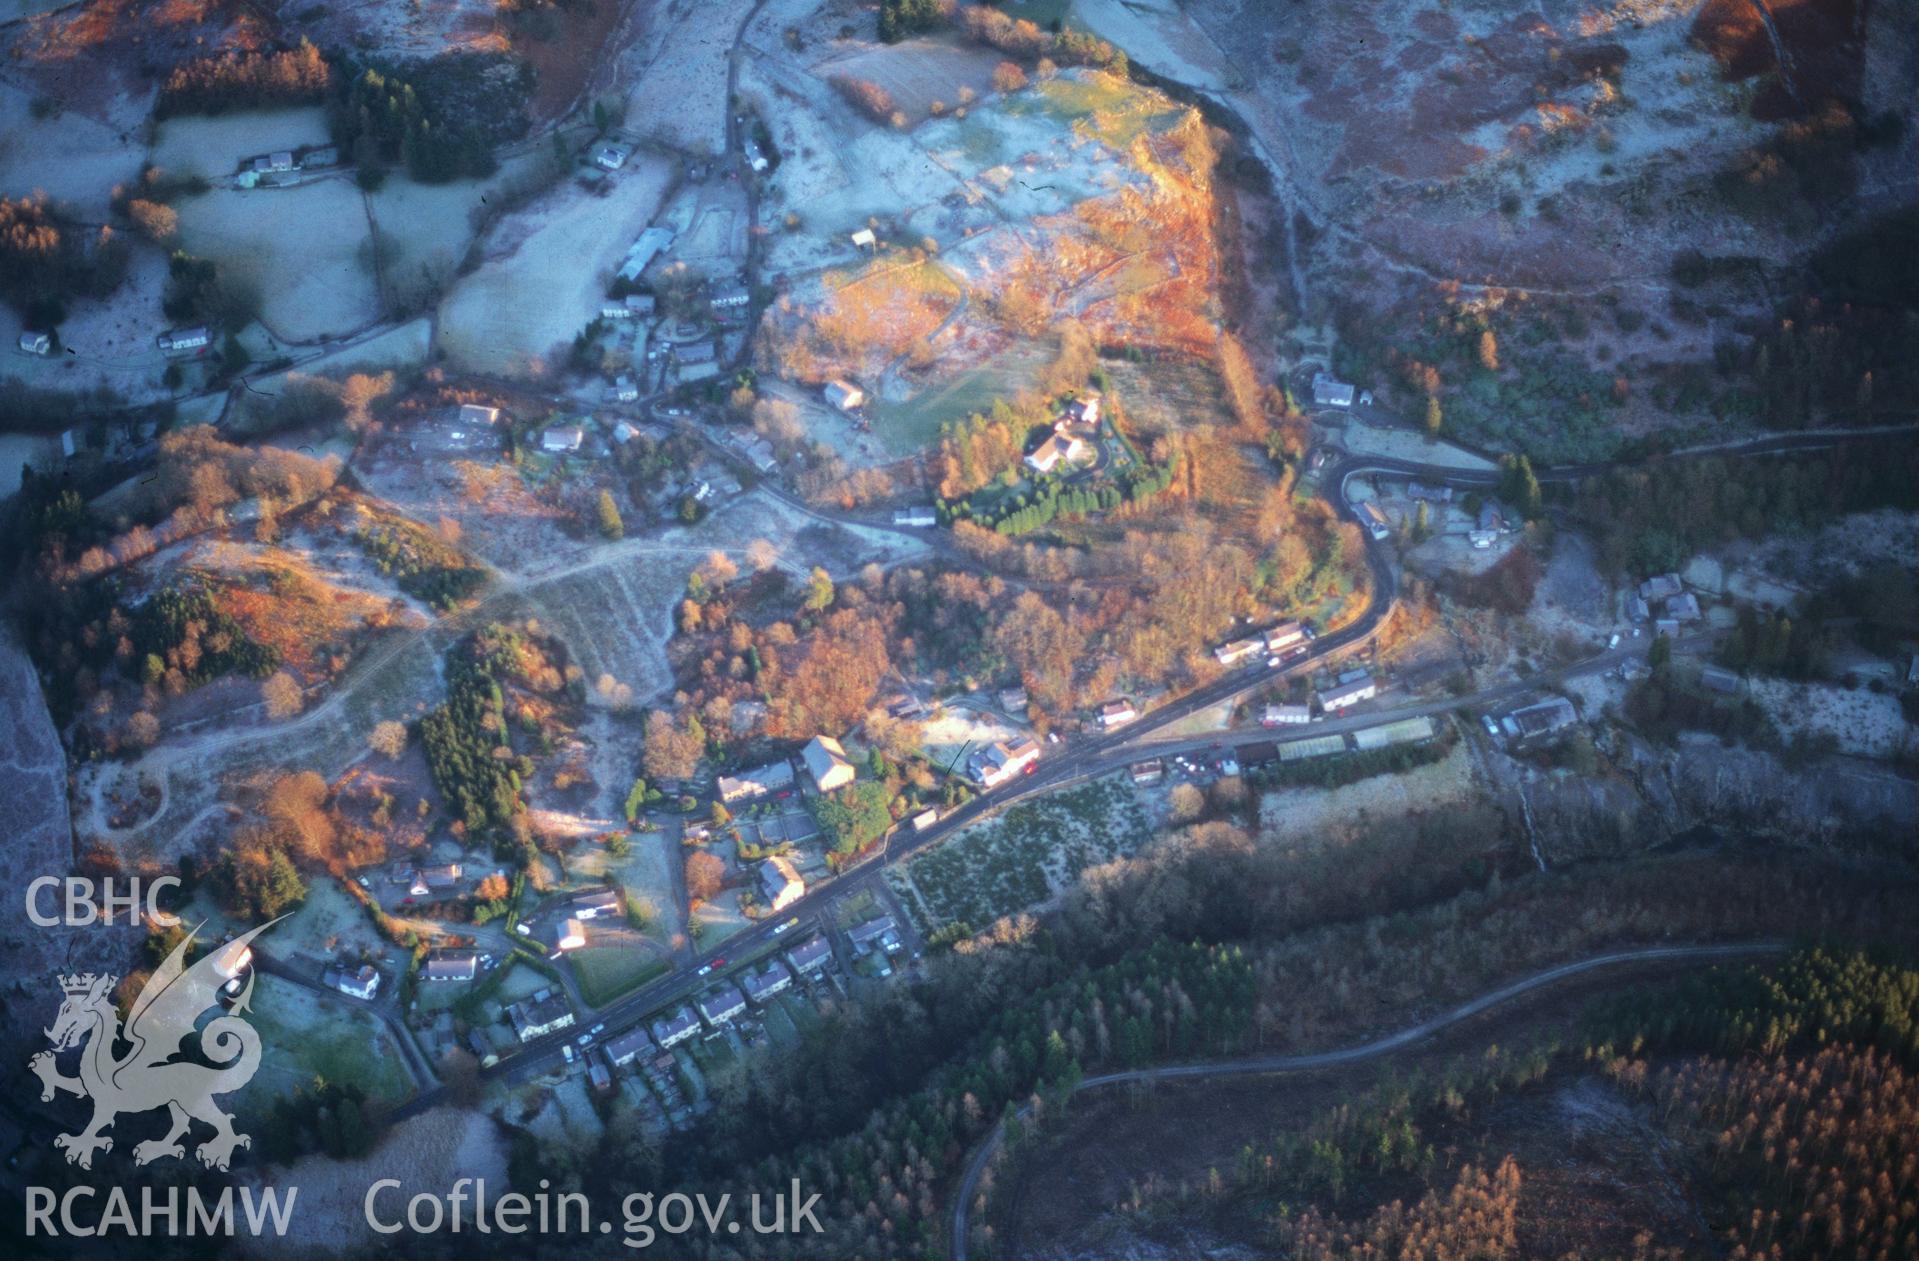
437,156 -> 674,376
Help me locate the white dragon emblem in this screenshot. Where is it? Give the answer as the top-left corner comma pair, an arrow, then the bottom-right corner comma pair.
28,919 -> 279,1171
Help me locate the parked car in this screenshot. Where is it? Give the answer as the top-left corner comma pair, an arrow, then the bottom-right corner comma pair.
589,1023 -> 606,1036
562,1045 -> 576,1063
773,917 -> 799,936
696,963 -> 713,977
1481,715 -> 1499,736
1607,633 -> 1620,649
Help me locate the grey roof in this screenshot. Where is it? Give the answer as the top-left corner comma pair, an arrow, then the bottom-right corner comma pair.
739,961 -> 793,1003
604,1027 -> 656,1065
846,915 -> 897,947
786,936 -> 832,971
1510,696 -> 1577,737
423,949 -> 478,980
1319,674 -> 1376,706
697,985 -> 746,1021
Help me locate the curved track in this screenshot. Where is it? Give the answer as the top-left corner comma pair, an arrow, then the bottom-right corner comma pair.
949,941 -> 1785,1261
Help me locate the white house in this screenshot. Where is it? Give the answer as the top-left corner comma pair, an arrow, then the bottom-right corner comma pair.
1099,699 -> 1139,729
1318,673 -> 1378,713
824,379 -> 865,412
801,735 -> 856,792
1024,431 -> 1086,475
18,331 -> 50,356
717,759 -> 795,803
541,425 -> 585,454
651,1007 -> 700,1048
323,963 -> 381,1001
1262,703 -> 1311,726
970,737 -> 1041,789
760,855 -> 805,912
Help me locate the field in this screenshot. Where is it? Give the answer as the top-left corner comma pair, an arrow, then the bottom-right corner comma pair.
173,179 -> 379,343
239,975 -> 414,1108
570,944 -> 672,1006
891,775 -> 1152,932
870,340 -> 1048,454
815,36 -> 1005,123
364,151 -> 558,311
148,108 -> 332,182
437,156 -> 675,376
618,0 -> 755,154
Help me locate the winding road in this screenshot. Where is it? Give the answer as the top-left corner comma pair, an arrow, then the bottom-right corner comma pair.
948,941 -> 1786,1261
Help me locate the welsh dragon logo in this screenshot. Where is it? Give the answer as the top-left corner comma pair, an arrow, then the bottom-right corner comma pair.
29,919 -> 279,1171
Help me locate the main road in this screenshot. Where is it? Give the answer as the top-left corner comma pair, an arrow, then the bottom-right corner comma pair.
394,420 -> 1912,1109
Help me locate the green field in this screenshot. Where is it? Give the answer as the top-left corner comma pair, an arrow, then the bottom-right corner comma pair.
571,946 -> 671,1007
244,975 -> 414,1107
873,342 -> 1048,455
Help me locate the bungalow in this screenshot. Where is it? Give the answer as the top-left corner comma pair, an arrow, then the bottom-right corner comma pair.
604,1027 -> 658,1067
570,887 -> 624,921
554,918 -> 587,952
541,425 -> 585,453
969,737 -> 1041,789
1639,573 -> 1685,602
459,403 -> 502,428
801,735 -> 856,792
18,331 -> 50,356
1214,637 -> 1264,667
652,1006 -> 700,1048
422,949 -> 479,982
760,855 -> 805,912
508,990 -> 575,1041
1099,699 -> 1139,729
1265,621 -> 1307,653
892,506 -> 938,528
1024,431 -> 1086,475
786,936 -> 832,974
824,379 -> 865,412
739,960 -> 794,1004
322,963 -> 380,1001
1357,501 -> 1391,540
1509,696 -> 1577,738
1311,372 -> 1356,408
594,143 -> 631,171
697,984 -> 747,1026
717,759 -> 796,803
1129,758 -> 1164,786
1261,703 -> 1312,727
1664,592 -> 1702,622
1317,673 -> 1378,713
847,915 -> 901,956
157,326 -> 211,353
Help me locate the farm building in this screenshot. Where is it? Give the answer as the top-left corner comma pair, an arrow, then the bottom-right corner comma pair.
824,379 -> 865,411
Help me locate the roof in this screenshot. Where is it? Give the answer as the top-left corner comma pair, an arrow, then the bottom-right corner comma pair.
824,379 -> 864,409
423,950 -> 478,980
846,915 -> 897,946
739,961 -> 793,1003
1319,674 -> 1376,706
1101,699 -> 1137,718
652,1007 -> 699,1040
786,936 -> 832,971
1700,665 -> 1741,693
760,855 -> 803,900
604,1027 -> 655,1063
571,887 -> 622,913
697,985 -> 746,1020
1639,573 -> 1684,601
674,340 -> 716,363
1311,372 -> 1356,407
1509,696 -> 1577,737
801,735 -> 854,785
459,403 -> 501,426
618,227 -> 674,280
717,759 -> 795,800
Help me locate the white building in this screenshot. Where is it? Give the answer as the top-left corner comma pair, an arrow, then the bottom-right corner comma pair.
323,963 -> 380,1001
1214,637 -> 1263,667
824,379 -> 865,412
1262,703 -> 1312,726
1265,621 -> 1306,653
541,425 -> 585,453
18,331 -> 51,356
801,735 -> 856,792
594,143 -> 631,171
1024,431 -> 1086,475
1318,673 -> 1378,713
1098,699 -> 1139,729
760,855 -> 805,913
